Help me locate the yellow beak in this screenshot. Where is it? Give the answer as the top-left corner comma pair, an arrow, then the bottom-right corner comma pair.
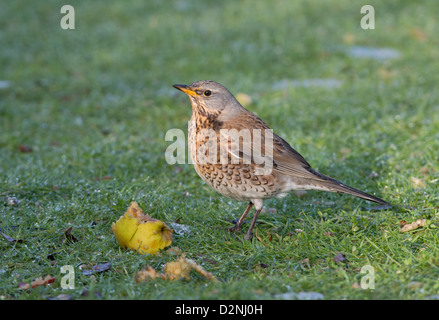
173,84 -> 197,97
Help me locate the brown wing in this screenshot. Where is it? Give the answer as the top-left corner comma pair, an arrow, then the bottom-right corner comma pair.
221,111 -> 389,205
219,110 -> 318,180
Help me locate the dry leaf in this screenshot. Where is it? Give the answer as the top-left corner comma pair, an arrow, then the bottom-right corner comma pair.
64,226 -> 78,244
81,262 -> 111,276
343,33 -> 355,44
409,28 -> 427,42
1,232 -> 23,243
19,275 -> 56,290
18,144 -> 33,153
93,176 -> 113,181
411,177 -> 426,188
400,219 -> 426,232
135,254 -> 218,282
163,255 -> 193,280
333,253 -> 346,263
135,265 -> 164,282
300,258 -> 311,267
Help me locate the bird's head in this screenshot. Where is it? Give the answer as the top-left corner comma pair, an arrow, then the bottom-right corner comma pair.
173,80 -> 243,116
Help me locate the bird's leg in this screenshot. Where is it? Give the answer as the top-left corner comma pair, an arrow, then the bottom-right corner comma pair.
244,209 -> 262,241
227,202 -> 253,233
244,199 -> 263,241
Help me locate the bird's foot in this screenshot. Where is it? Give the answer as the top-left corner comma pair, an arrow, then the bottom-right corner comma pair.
226,225 -> 242,233
227,218 -> 247,233
243,232 -> 253,241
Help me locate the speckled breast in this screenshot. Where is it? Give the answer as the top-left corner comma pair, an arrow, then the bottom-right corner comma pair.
188,118 -> 278,201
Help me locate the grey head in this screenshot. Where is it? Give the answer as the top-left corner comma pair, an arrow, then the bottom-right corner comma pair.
173,80 -> 244,115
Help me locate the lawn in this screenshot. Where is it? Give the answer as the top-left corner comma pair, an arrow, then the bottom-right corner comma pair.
1,0 -> 439,300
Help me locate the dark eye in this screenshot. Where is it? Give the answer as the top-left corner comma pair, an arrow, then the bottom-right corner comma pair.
203,90 -> 212,97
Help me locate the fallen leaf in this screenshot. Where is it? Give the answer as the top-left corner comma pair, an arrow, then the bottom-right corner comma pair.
93,176 -> 113,181
400,219 -> 426,232
411,177 -> 426,188
82,262 -> 111,276
18,275 -> 56,290
342,33 -> 355,44
174,217 -> 183,223
352,282 -> 361,289
64,226 -> 78,244
333,253 -> 346,263
18,144 -> 33,153
300,258 -> 311,267
135,265 -> 164,282
136,254 -> 218,282
32,275 -> 56,288
409,28 -> 427,42
18,282 -> 30,290
1,232 -> 23,243
163,255 -> 194,280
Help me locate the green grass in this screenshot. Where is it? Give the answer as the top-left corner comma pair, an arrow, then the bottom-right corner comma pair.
1,0 -> 439,300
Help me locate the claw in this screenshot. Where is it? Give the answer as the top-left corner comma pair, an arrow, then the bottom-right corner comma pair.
226,225 -> 242,233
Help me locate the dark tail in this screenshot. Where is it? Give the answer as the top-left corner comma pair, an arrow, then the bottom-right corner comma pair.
309,169 -> 390,206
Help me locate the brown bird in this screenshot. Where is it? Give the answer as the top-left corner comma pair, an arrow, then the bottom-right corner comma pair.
173,80 -> 389,240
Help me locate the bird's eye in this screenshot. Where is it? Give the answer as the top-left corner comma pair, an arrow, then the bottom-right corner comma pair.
203,90 -> 212,97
